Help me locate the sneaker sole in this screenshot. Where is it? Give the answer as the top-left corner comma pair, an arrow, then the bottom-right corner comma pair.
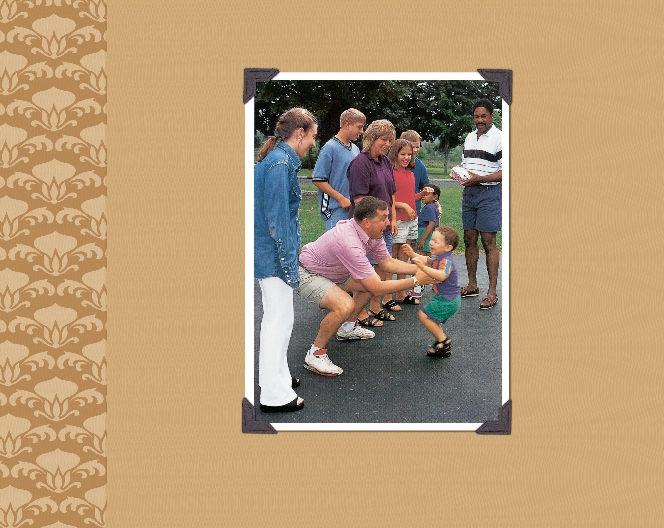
336,334 -> 374,341
303,363 -> 343,376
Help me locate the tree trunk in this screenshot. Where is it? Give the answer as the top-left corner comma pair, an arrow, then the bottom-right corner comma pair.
443,136 -> 450,175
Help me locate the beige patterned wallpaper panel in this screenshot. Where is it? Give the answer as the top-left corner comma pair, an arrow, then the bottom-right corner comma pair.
1,1 -> 106,527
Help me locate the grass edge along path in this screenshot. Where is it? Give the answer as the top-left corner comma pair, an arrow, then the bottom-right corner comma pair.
298,190 -> 501,254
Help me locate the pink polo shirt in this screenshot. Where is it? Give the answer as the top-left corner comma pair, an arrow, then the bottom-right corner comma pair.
299,219 -> 390,283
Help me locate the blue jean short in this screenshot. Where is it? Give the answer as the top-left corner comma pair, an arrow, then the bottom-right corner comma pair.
462,183 -> 501,232
368,233 -> 392,266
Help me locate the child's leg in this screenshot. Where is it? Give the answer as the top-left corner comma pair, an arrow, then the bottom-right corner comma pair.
418,309 -> 447,342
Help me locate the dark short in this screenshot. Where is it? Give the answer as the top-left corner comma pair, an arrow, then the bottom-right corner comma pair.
462,183 -> 501,233
420,295 -> 461,325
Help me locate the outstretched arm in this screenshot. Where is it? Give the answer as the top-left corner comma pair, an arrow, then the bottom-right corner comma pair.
400,243 -> 428,265
414,258 -> 453,282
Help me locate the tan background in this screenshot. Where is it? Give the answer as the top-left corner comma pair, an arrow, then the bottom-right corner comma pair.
107,1 -> 663,526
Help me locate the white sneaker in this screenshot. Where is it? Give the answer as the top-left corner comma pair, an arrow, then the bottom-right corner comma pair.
407,287 -> 422,298
336,323 -> 375,341
304,350 -> 343,376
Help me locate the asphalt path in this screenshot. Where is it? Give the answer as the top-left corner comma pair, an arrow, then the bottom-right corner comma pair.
253,252 -> 502,425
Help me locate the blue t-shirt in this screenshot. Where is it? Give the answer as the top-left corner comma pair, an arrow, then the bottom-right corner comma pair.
312,137 -> 360,220
413,157 -> 429,211
418,202 -> 439,229
431,251 -> 460,300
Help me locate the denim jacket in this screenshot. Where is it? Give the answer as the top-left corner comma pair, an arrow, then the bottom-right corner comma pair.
254,142 -> 302,288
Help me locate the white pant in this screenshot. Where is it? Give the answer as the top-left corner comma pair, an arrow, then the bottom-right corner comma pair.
258,277 -> 297,406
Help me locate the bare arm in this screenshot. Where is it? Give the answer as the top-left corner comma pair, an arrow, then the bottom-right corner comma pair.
355,269 -> 435,295
400,243 -> 428,265
394,201 -> 416,220
416,221 -> 435,250
414,258 -> 453,282
313,181 -> 351,209
461,170 -> 502,186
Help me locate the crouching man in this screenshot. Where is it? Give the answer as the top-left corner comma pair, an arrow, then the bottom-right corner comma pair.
296,196 -> 436,376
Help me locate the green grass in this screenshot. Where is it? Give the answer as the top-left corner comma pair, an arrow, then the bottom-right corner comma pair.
426,166 -> 452,178
298,191 -> 501,253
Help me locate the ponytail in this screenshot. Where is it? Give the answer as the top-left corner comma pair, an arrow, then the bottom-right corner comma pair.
256,136 -> 279,163
256,108 -> 317,163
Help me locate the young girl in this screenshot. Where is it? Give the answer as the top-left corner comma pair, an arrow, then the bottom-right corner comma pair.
403,226 -> 461,358
384,139 -> 432,310
416,184 -> 441,256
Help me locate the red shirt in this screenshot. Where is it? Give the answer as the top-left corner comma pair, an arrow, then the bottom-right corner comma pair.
392,169 -> 416,221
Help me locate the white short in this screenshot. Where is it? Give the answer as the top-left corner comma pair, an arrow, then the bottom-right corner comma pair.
393,219 -> 418,244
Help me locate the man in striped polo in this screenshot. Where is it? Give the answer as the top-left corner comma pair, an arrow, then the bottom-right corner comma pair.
459,99 -> 502,310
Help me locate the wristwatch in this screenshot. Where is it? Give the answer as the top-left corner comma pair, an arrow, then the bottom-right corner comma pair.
412,277 -> 420,288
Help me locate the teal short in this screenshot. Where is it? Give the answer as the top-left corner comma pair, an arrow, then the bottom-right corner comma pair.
417,227 -> 433,253
420,295 -> 461,325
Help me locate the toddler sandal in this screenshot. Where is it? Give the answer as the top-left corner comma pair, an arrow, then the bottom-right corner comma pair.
368,309 -> 395,322
427,338 -> 452,358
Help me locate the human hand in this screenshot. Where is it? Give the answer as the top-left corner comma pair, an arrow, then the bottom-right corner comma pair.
415,269 -> 436,285
405,205 -> 416,220
416,239 -> 424,250
461,171 -> 482,187
391,219 -> 398,236
411,254 -> 428,266
339,196 -> 351,210
400,244 -> 417,260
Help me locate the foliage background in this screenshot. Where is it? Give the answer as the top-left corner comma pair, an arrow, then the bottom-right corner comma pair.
255,79 -> 502,171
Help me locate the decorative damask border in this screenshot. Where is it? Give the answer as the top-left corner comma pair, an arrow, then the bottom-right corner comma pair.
1,1 -> 107,524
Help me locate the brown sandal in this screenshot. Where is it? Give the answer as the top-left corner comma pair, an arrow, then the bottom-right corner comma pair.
479,295 -> 498,310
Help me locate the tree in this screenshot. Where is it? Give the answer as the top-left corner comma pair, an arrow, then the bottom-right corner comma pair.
254,79 -> 502,171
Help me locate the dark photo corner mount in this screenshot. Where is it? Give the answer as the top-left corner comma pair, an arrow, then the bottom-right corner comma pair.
243,68 -> 512,435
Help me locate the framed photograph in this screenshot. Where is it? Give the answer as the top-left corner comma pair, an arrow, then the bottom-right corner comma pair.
246,72 -> 509,431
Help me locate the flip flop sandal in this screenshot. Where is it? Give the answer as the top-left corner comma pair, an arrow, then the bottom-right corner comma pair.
357,316 -> 384,328
260,397 -> 305,413
292,377 -> 300,388
427,339 -> 452,358
399,295 -> 420,305
368,309 -> 396,322
382,299 -> 402,311
479,295 -> 498,310
460,286 -> 480,297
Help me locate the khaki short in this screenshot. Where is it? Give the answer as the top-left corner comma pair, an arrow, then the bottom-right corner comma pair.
394,219 -> 418,244
295,265 -> 351,306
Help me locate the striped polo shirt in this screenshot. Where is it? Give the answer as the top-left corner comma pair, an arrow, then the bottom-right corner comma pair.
461,124 -> 502,186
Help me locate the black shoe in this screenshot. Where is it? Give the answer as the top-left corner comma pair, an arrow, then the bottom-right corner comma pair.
260,397 -> 304,413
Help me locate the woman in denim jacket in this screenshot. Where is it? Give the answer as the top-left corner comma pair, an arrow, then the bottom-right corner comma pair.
254,108 -> 317,413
